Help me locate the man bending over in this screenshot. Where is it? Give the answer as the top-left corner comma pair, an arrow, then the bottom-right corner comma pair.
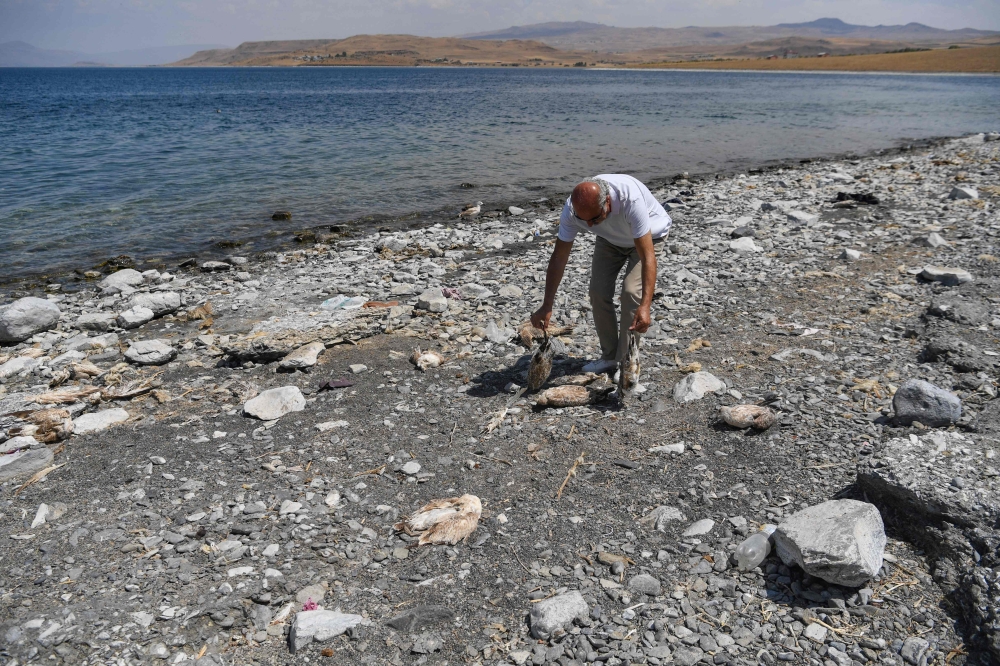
530,175 -> 671,374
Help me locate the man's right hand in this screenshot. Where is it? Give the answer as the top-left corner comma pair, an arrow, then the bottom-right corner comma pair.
530,307 -> 552,331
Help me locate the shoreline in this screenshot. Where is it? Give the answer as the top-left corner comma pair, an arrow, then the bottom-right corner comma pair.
0,132 -> 960,298
0,130 -> 998,665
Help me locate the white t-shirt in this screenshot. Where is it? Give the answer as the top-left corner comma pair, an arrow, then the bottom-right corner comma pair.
557,174 -> 672,248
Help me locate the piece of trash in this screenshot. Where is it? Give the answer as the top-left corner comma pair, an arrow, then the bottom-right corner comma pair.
302,598 -> 319,611
362,300 -> 399,308
720,405 -> 776,430
441,287 -> 462,299
318,379 -> 355,391
410,348 -> 444,372
320,296 -> 367,311
393,494 -> 481,546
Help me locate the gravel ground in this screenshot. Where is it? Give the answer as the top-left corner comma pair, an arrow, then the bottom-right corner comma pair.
1,132 -> 998,666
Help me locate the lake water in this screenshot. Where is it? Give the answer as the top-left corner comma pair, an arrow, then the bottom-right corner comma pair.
1,67 -> 998,282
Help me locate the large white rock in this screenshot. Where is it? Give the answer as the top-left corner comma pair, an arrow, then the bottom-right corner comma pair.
0,356 -> 40,379
0,447 -> 53,483
244,386 -> 305,421
673,372 -> 726,403
74,408 -> 129,434
124,339 -> 176,365
416,289 -> 448,313
0,297 -> 61,342
920,265 -> 973,287
786,210 -> 818,225
288,610 -> 366,653
117,306 -> 155,330
99,269 -> 144,292
76,312 -> 118,332
948,186 -> 978,200
278,341 -> 325,370
729,237 -> 761,253
128,292 -> 181,317
529,591 -> 588,639
773,499 -> 885,587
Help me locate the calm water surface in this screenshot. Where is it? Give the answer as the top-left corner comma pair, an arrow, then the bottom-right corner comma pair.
1,67 -> 998,281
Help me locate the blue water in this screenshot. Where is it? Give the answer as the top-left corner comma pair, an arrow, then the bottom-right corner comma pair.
1,67 -> 998,282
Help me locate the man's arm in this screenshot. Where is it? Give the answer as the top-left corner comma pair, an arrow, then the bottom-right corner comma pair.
530,238 -> 573,330
629,232 -> 656,333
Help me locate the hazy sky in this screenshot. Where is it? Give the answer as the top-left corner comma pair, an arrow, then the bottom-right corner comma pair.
3,0 -> 998,52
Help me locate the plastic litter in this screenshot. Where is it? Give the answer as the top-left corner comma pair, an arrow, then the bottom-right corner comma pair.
320,296 -> 367,310
735,524 -> 777,571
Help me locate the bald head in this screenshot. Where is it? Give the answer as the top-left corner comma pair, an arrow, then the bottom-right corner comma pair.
570,178 -> 611,225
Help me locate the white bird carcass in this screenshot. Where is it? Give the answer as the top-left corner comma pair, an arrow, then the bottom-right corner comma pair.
393,494 -> 482,546
410,348 -> 444,372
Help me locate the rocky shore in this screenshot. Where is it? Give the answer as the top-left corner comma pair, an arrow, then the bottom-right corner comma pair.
1,132 -> 999,666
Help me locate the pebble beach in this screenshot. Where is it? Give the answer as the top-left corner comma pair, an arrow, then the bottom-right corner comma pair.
1,132 -> 999,666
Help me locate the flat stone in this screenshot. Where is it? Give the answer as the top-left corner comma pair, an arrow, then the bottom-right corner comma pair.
125,339 -> 176,365
0,447 -> 54,483
288,610 -> 365,653
410,633 -> 444,654
243,386 -> 305,421
401,461 -> 421,475
508,206 -> 525,215
948,186 -> 978,200
786,210 -> 819,225
638,505 -> 686,532
349,364 -> 367,374
278,341 -> 325,370
75,312 -> 118,332
529,591 -> 588,639
117,306 -> 155,329
99,269 -> 144,291
683,518 -> 715,537
128,292 -> 181,317
460,283 -> 494,300
628,573 -> 661,596
920,232 -> 948,248
0,297 -> 61,342
729,237 -> 761,253
201,261 -> 231,272
892,378 -> 961,427
673,372 -> 725,403
2,436 -> 40,455
74,408 -> 129,434
0,356 -> 40,379
385,605 -> 455,632
294,584 -> 326,605
498,285 -> 522,298
926,297 -> 988,326
773,499 -> 885,587
840,248 -> 861,262
416,289 -> 448,313
802,622 -> 828,643
920,265 -> 973,286
672,646 -> 706,666
857,431 -> 997,544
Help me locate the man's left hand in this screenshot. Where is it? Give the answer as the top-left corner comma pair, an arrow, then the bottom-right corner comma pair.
629,304 -> 651,333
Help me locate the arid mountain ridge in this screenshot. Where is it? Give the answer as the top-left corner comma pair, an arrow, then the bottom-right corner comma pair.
172,17 -> 999,69
461,17 -> 997,52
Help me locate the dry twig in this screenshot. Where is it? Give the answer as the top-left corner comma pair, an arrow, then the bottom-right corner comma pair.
556,452 -> 585,500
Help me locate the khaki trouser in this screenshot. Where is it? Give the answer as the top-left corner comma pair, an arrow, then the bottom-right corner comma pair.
589,236 -> 664,363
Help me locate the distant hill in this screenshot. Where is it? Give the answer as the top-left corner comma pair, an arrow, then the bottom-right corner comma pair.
172,35 -> 577,67
0,41 -> 229,67
463,18 -> 999,52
